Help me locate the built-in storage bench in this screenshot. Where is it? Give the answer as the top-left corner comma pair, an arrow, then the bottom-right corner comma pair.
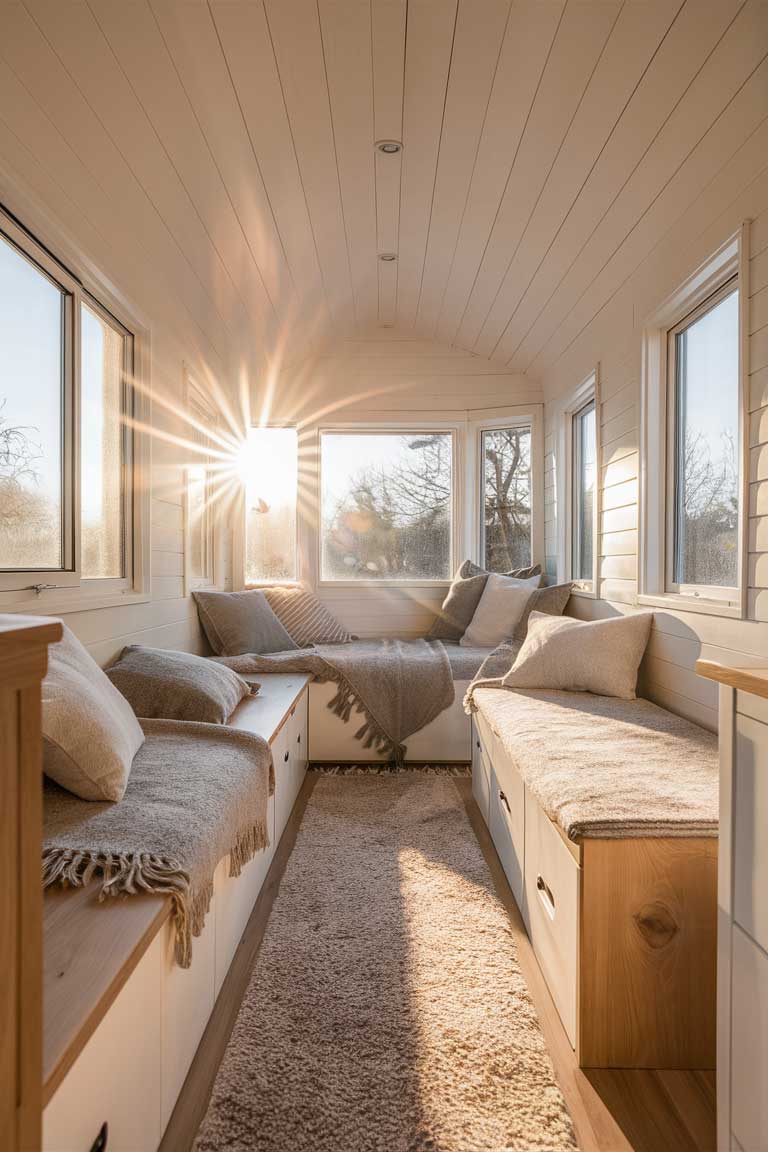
42,673 -> 310,1152
696,661 -> 768,1152
471,689 -> 718,1070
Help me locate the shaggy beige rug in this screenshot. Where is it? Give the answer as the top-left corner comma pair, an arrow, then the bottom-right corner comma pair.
194,775 -> 577,1152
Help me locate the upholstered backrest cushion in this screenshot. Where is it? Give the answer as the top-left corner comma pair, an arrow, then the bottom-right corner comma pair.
512,582 -> 573,643
42,625 -> 145,802
263,585 -> 353,646
460,574 -> 541,648
106,646 -> 255,724
503,611 -> 653,700
193,589 -> 298,656
428,560 -> 542,641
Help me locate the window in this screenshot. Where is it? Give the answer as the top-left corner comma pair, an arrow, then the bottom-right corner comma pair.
479,426 -> 532,572
668,283 -> 739,596
320,430 -> 454,581
0,213 -> 139,603
185,376 -> 218,591
571,400 -> 596,585
640,230 -> 744,616
242,426 -> 298,584
81,299 -> 131,581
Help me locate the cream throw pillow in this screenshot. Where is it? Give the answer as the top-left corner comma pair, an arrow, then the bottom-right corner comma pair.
503,611 -> 653,700
42,625 -> 145,801
460,573 -> 541,648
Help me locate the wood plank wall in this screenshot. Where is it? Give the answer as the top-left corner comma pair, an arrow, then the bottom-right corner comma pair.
543,173 -> 768,733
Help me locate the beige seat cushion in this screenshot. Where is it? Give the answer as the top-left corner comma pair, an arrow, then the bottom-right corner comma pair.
504,611 -> 653,700
42,625 -> 145,802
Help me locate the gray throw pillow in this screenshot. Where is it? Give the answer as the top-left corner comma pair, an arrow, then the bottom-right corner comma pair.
512,582 -> 573,643
193,589 -> 298,656
106,646 -> 255,724
428,559 -> 542,641
42,624 -> 145,802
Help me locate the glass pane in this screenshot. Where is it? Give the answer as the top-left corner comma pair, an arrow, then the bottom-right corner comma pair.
81,302 -> 125,579
673,288 -> 739,588
574,403 -> 596,581
481,427 -> 531,572
321,432 -> 453,580
0,233 -> 64,569
243,427 -> 297,583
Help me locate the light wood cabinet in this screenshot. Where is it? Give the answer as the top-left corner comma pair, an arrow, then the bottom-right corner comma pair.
0,615 -> 62,1152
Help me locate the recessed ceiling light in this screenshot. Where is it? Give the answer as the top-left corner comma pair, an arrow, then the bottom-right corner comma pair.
378,253 -> 397,262
376,140 -> 402,154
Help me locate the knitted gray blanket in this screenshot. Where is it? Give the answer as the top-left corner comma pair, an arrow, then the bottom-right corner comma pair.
42,719 -> 273,967
219,638 -> 454,763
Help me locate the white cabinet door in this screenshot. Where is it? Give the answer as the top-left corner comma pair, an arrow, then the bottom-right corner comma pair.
734,714 -> 768,953
524,792 -> 580,1049
731,924 -> 768,1152
471,721 -> 491,826
488,762 -> 525,914
161,902 -> 216,1127
43,933 -> 163,1152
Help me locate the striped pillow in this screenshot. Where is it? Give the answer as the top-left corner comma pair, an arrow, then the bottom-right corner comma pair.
263,586 -> 353,647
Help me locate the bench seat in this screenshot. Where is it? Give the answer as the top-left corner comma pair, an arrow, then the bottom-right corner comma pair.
471,687 -> 718,1071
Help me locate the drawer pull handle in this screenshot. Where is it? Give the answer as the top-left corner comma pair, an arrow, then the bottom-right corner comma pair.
499,789 -> 511,814
297,733 -> 301,744
476,739 -> 480,749
536,874 -> 556,918
283,750 -> 290,762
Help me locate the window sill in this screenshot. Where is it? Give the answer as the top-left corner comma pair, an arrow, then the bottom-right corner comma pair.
317,580 -> 451,592
637,592 -> 744,620
2,589 -> 151,617
569,584 -> 596,598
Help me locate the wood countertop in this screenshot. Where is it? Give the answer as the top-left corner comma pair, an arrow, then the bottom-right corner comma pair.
696,660 -> 768,701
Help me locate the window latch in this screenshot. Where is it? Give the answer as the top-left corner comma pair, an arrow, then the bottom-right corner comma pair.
27,583 -> 61,596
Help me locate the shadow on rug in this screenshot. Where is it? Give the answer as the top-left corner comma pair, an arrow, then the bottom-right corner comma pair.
194,775 -> 576,1152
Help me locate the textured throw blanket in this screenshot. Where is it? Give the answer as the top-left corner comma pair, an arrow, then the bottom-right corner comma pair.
42,719 -> 273,967
467,687 -> 718,840
219,639 -> 454,763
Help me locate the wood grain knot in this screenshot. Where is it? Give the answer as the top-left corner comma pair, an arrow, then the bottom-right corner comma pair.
633,902 -> 679,949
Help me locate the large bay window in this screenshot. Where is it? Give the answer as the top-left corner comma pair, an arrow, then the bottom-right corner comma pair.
0,211 -> 144,608
320,430 -> 454,581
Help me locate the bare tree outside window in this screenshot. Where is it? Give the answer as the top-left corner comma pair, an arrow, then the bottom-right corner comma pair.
480,428 -> 532,572
671,285 -> 739,589
321,432 -> 453,580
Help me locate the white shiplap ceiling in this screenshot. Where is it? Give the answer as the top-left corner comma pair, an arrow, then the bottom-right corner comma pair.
0,0 -> 766,377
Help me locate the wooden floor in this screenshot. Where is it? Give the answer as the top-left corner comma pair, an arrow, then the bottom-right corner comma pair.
162,772 -> 716,1152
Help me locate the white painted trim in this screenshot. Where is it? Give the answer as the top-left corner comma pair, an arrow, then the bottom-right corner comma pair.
183,367 -> 224,596
639,226 -> 748,619
553,370 -> 599,593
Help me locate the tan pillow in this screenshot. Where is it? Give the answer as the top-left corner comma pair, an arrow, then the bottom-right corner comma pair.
193,589 -> 297,656
460,573 -> 541,648
263,585 -> 353,646
42,625 -> 145,801
503,611 -> 653,700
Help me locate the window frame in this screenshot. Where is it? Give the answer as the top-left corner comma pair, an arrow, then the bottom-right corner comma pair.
316,422 -> 460,588
664,278 -> 740,604
0,205 -> 150,614
554,371 -> 599,596
639,228 -> 748,619
475,417 -> 536,576
183,369 -> 223,594
571,397 -> 598,592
